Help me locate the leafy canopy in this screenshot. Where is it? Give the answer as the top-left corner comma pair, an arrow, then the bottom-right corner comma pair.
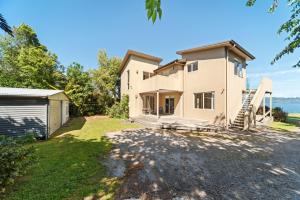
65,62 -> 98,116
0,14 -> 13,36
0,24 -> 65,88
146,0 -> 162,23
91,50 -> 122,113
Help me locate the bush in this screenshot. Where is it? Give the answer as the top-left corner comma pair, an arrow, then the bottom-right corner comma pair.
108,95 -> 129,119
0,135 -> 36,195
273,107 -> 288,122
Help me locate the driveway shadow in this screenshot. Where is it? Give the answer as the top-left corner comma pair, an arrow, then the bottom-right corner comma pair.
105,128 -> 300,199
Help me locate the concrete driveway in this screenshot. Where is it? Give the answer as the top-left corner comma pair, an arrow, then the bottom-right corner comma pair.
105,128 -> 300,200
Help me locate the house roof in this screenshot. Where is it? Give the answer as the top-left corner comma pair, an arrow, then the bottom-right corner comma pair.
176,40 -> 255,61
119,50 -> 162,73
154,59 -> 187,73
0,87 -> 65,98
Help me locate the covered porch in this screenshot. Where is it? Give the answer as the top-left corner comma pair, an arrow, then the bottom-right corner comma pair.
140,89 -> 183,118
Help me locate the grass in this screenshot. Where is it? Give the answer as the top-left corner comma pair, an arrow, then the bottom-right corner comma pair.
6,116 -> 139,200
271,113 -> 300,132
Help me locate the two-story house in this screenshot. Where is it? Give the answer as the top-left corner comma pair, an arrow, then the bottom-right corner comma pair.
120,40 -> 272,129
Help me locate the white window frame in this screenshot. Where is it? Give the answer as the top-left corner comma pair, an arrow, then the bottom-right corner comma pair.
187,61 -> 198,72
194,92 -> 215,110
234,61 -> 243,78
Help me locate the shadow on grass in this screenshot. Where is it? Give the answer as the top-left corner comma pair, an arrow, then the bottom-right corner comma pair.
51,117 -> 86,138
6,128 -> 119,200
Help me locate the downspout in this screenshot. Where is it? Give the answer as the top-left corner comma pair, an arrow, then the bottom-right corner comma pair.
182,63 -> 185,117
225,47 -> 228,129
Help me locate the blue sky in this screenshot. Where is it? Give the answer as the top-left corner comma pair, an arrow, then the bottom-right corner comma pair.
1,0 -> 299,97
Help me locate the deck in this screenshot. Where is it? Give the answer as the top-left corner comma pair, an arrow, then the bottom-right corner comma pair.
132,115 -> 224,132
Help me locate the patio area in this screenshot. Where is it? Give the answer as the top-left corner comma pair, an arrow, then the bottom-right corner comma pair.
132,115 -> 223,132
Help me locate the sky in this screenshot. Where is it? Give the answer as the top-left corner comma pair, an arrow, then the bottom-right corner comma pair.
0,0 -> 299,97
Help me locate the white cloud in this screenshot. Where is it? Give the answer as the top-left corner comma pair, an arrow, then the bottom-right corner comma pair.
248,68 -> 300,78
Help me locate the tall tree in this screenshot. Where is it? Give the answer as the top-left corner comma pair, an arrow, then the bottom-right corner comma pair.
91,50 -> 122,113
145,0 -> 300,67
65,63 -> 98,116
0,24 -> 65,88
0,14 -> 13,36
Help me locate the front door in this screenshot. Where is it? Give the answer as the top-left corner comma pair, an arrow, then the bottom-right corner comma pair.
165,97 -> 175,114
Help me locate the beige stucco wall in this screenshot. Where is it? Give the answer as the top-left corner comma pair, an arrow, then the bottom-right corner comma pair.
226,51 -> 247,124
120,47 -> 249,126
120,55 -> 160,117
181,48 -> 227,125
158,92 -> 182,115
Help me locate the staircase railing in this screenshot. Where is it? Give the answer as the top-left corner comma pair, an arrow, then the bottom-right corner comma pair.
243,77 -> 272,130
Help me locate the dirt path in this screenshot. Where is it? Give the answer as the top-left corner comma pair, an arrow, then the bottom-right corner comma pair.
104,128 -> 300,200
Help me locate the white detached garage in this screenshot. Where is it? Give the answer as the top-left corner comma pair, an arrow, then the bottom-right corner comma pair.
0,87 -> 69,138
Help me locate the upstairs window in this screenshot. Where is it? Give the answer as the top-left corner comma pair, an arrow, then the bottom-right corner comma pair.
234,61 -> 243,78
143,71 -> 154,80
143,71 -> 150,80
194,92 -> 215,110
187,62 -> 198,72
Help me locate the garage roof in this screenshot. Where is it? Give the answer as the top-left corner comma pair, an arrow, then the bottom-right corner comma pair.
0,87 -> 65,98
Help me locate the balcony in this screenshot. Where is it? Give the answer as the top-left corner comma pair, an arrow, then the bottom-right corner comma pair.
139,74 -> 183,93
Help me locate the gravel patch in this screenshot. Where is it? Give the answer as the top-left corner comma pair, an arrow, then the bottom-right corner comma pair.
104,128 -> 300,200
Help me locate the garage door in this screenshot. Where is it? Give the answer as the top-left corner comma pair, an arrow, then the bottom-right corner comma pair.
0,99 -> 48,136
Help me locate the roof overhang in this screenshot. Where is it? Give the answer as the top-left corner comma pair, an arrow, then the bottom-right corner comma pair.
139,89 -> 183,94
119,50 -> 162,74
154,59 -> 187,73
176,40 -> 255,61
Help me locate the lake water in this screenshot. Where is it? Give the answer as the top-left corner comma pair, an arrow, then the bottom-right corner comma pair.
272,98 -> 300,113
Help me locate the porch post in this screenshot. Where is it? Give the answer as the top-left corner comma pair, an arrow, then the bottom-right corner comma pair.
156,90 -> 159,119
263,94 -> 266,120
270,93 -> 272,118
180,94 -> 184,117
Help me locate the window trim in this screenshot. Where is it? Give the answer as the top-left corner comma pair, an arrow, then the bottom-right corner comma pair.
187,61 -> 198,72
194,91 -> 215,110
234,60 -> 243,78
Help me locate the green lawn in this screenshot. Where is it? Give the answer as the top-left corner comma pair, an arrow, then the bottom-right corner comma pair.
271,113 -> 300,132
6,116 -> 139,200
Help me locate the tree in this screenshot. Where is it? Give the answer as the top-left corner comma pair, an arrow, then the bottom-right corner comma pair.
247,0 -> 300,67
146,0 -> 162,23
65,63 -> 99,116
0,14 -> 13,36
0,24 -> 65,88
145,0 -> 300,67
91,50 -> 122,113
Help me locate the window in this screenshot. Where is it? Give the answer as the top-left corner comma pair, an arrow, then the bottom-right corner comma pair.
143,71 -> 150,80
187,62 -> 198,72
194,92 -> 215,109
127,70 -> 130,89
234,61 -> 243,78
194,93 -> 203,109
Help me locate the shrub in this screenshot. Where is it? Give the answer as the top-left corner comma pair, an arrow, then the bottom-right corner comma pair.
108,95 -> 129,119
273,107 -> 288,122
0,135 -> 36,195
